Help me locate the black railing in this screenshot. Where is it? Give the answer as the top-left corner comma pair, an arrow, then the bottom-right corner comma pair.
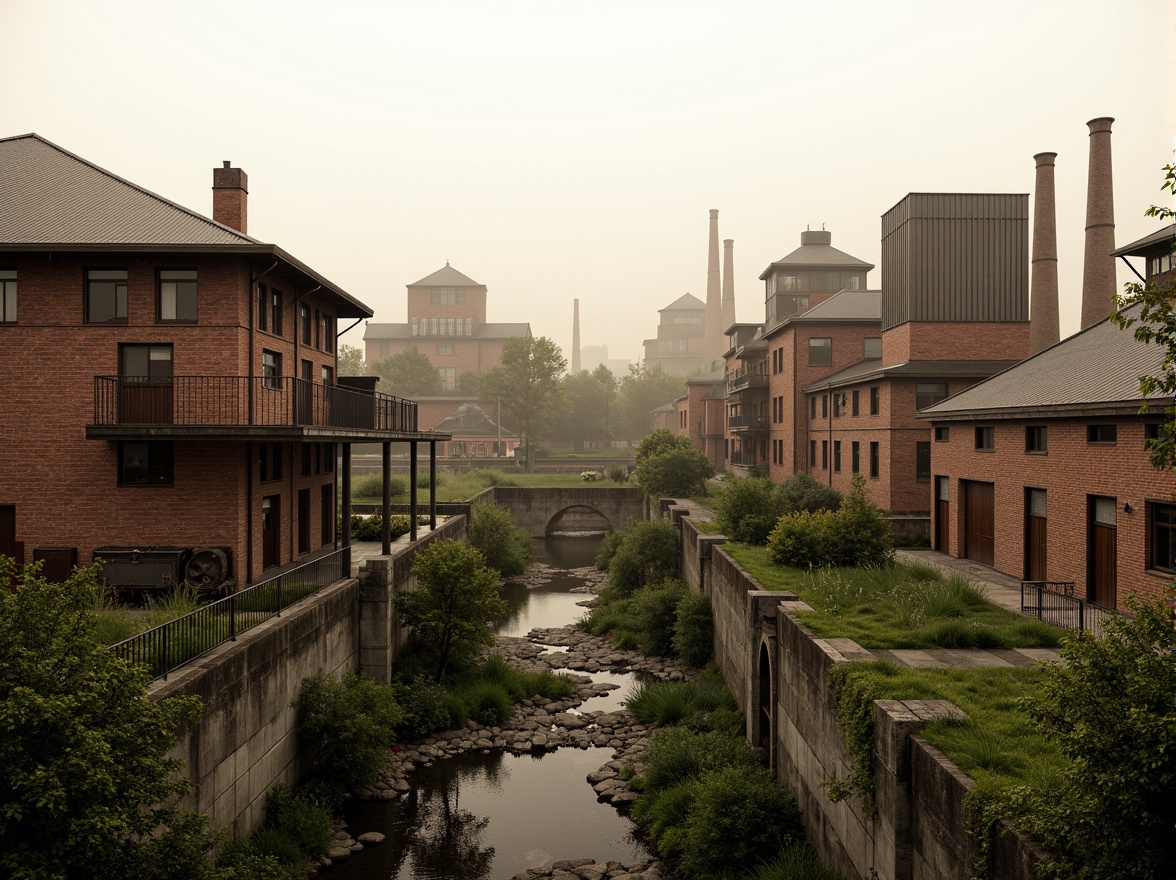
728,450 -> 764,467
111,549 -> 346,681
728,414 -> 769,431
727,371 -> 769,393
93,376 -> 417,433
1021,580 -> 1122,638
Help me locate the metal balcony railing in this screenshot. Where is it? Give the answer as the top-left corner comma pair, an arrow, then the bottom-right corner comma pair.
728,449 -> 764,467
1020,580 -> 1123,639
727,371 -> 769,393
728,414 -> 769,432
93,376 -> 417,433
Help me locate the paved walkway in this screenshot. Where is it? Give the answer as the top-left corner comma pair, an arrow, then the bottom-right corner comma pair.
348,519 -> 451,577
895,548 -> 1025,614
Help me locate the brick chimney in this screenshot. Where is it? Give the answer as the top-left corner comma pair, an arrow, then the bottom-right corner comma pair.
722,239 -> 735,335
1029,152 -> 1060,354
1080,118 -> 1115,328
704,209 -> 722,364
212,160 -> 248,234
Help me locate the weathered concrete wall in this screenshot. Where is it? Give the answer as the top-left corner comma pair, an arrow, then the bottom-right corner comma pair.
152,578 -> 359,838
489,486 -> 643,537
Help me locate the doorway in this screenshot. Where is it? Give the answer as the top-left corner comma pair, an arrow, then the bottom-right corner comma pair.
262,495 -> 281,570
1087,495 -> 1117,607
934,477 -> 950,552
963,480 -> 994,567
119,344 -> 173,423
1024,488 -> 1047,581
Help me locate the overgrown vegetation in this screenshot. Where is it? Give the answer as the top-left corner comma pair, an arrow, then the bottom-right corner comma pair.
625,670 -> 742,735
606,518 -> 679,596
717,473 -> 842,545
634,429 -> 715,499
768,474 -> 892,568
349,512 -> 414,542
468,501 -> 532,576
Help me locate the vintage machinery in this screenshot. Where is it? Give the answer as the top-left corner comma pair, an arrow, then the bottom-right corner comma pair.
95,545 -> 235,598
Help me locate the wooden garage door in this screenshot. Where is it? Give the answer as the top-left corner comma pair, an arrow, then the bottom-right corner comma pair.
964,480 -> 995,567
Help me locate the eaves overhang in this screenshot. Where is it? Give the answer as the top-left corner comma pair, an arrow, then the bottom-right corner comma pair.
915,399 -> 1167,423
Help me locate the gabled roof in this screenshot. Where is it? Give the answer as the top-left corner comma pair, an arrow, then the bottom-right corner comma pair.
804,358 -> 1019,393
433,403 -> 517,438
1111,223 -> 1176,258
0,133 -> 372,317
919,302 -> 1169,420
758,235 -> 874,279
795,289 -> 881,322
660,292 -> 706,312
409,263 -> 483,287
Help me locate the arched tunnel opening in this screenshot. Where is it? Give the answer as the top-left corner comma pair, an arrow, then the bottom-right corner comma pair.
545,505 -> 613,536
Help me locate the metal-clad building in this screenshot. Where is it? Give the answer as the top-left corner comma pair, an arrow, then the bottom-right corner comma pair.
881,193 -> 1029,331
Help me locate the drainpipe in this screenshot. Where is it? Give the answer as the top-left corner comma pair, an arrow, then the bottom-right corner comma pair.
827,383 -> 834,488
246,260 -> 278,585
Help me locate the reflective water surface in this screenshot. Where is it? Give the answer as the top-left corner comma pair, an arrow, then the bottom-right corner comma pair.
332,536 -> 649,880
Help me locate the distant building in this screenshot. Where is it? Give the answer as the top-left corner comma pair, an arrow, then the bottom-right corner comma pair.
581,343 -> 632,377
676,367 -> 726,472
432,403 -> 520,459
643,293 -> 709,376
362,263 -> 530,392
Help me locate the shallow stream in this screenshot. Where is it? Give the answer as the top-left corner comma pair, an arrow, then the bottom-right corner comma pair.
328,535 -> 649,880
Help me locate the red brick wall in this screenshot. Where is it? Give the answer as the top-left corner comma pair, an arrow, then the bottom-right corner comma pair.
367,337 -> 509,381
930,416 -> 1175,605
883,321 -> 1030,364
406,284 -> 487,324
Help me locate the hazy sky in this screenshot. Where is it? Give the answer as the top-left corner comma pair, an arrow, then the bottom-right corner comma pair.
3,0 -> 1174,367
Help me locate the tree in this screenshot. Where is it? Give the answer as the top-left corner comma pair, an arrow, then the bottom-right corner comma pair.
633,429 -> 714,499
468,501 -> 532,576
1112,163 -> 1176,471
607,519 -> 680,597
553,365 -> 616,451
336,343 -> 369,377
478,336 -> 566,470
393,539 -> 507,679
371,347 -> 443,397
0,558 -> 213,880
613,364 -> 686,445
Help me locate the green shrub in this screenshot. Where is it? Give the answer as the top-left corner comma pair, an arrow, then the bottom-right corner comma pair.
613,629 -> 639,650
626,675 -> 740,732
470,469 -> 518,487
469,501 -> 532,576
608,519 -> 679,596
391,675 -> 453,740
638,727 -> 759,793
632,578 -> 688,656
716,476 -> 777,544
594,530 -> 625,570
636,446 -> 714,499
626,681 -> 700,727
768,509 -> 837,568
349,513 -> 413,543
295,669 -> 403,790
353,474 -> 408,499
455,680 -> 514,725
672,591 -> 713,668
775,471 -> 842,516
606,465 -> 629,483
215,837 -> 304,880
829,474 -> 894,567
673,763 -> 802,876
249,829 -> 304,870
263,784 -> 331,860
746,844 -> 843,880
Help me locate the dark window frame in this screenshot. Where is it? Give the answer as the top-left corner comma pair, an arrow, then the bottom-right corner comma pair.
262,349 -> 282,390
85,268 -> 129,324
851,441 -> 860,473
808,337 -> 832,366
851,390 -> 860,417
270,288 -> 283,336
833,440 -> 841,473
119,440 -> 174,486
869,441 -> 880,478
863,337 -> 882,359
870,386 -> 880,416
300,303 -> 311,345
975,426 -> 995,451
1149,501 -> 1176,574
916,441 -> 931,482
915,382 -> 948,410
934,426 -> 950,442
1026,425 -> 1048,454
1087,424 -> 1117,444
257,283 -> 268,331
157,268 -> 198,323
0,269 -> 16,324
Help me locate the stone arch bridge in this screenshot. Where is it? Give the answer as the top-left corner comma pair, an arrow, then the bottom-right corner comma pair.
486,487 -> 645,537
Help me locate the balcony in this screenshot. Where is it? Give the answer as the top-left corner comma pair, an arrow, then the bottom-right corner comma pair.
697,419 -> 724,440
727,414 -> 769,433
87,376 -> 436,441
728,449 -> 765,468
727,370 -> 769,394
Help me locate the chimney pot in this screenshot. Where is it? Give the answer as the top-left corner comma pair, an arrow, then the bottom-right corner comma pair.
222,160 -> 231,168
212,162 -> 249,234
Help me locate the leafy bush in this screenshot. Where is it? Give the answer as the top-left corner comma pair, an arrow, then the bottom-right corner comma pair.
349,513 -> 412,542
672,591 -> 714,668
631,578 -> 688,656
636,446 -> 714,499
606,465 -> 629,483
768,474 -> 892,569
581,470 -> 604,481
454,680 -> 514,725
594,530 -> 625,570
670,764 -> 802,877
749,845 -> 845,880
353,473 -> 408,499
469,469 -> 518,487
767,509 -> 837,568
608,519 -> 679,596
626,674 -> 739,731
469,501 -> 532,576
263,784 -> 331,860
716,476 -> 777,544
391,675 -> 454,740
295,669 -> 403,790
215,837 -> 304,880
635,429 -> 690,467
637,727 -> 760,793
775,471 -> 842,516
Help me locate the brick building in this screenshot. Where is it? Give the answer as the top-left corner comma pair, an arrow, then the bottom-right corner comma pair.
674,367 -> 726,472
920,223 -> 1176,607
642,292 -> 709,376
0,134 -> 445,588
362,263 -> 530,395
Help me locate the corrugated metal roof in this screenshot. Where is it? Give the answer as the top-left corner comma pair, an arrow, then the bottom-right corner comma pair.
1111,223 -> 1176,257
795,290 -> 882,322
660,292 -> 706,312
0,133 -> 257,245
920,303 -> 1167,417
408,263 -> 483,287
804,358 -> 1019,392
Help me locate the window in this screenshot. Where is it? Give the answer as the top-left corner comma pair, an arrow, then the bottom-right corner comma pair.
870,386 -> 880,416
1026,425 -> 1048,453
321,365 -> 333,386
430,288 -> 465,305
975,426 -> 995,451
810,397 -> 816,419
119,441 -> 173,485
301,445 -> 313,476
439,367 -> 456,390
300,304 -> 311,344
1150,502 -> 1176,573
935,426 -> 950,442
833,441 -> 841,473
0,269 -> 17,323
808,337 -> 832,366
915,383 -> 948,410
864,337 -> 882,359
262,350 -> 282,389
833,394 -> 842,418
869,442 -> 880,478
121,343 -> 173,382
851,390 -> 860,416
821,440 -> 828,469
809,440 -> 816,467
916,441 -> 931,482
322,442 -> 334,472
257,283 -> 267,331
321,315 -> 333,353
437,343 -> 454,356
158,269 -> 197,321
821,395 -> 828,418
851,441 -> 860,473
86,269 -> 128,323
259,443 -> 283,481
270,288 -> 283,336
1087,424 -> 1117,444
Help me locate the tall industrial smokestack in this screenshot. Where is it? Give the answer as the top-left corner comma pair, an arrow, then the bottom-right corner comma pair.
722,239 -> 735,338
1081,117 -> 1116,328
1029,152 -> 1060,354
572,298 -> 581,374
704,209 -> 723,364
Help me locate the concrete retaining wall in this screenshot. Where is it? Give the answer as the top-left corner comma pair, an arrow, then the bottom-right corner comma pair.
489,486 -> 643,537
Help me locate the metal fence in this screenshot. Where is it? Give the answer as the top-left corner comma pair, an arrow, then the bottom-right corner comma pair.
110,549 -> 347,681
1020,580 -> 1122,639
